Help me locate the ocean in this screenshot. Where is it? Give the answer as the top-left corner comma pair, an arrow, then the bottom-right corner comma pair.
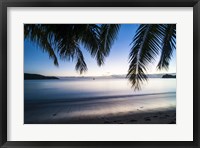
24,78 -> 176,102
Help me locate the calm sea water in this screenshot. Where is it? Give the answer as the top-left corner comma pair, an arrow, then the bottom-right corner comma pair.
24,78 -> 176,101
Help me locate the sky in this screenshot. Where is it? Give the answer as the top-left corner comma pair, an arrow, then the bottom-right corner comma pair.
24,24 -> 176,77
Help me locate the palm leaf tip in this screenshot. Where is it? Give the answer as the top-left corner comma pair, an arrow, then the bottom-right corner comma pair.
126,65 -> 148,90
75,47 -> 88,74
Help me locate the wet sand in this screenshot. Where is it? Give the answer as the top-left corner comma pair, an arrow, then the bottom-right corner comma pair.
24,92 -> 176,124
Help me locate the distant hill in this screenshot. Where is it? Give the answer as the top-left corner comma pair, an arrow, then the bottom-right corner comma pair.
162,74 -> 176,78
24,73 -> 59,80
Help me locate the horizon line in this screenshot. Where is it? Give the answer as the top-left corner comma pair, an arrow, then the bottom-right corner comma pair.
24,72 -> 177,78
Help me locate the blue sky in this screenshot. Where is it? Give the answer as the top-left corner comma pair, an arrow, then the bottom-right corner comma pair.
24,24 -> 176,77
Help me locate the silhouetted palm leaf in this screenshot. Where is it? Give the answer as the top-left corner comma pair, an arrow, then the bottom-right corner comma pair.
127,24 -> 168,90
157,24 -> 176,70
97,24 -> 120,65
75,47 -> 88,74
80,24 -> 100,57
25,24 -> 59,66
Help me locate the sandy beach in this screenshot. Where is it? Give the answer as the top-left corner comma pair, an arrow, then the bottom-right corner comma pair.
24,92 -> 176,124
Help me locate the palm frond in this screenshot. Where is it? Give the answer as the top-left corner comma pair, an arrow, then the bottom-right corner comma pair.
49,24 -> 79,61
75,47 -> 88,74
157,24 -> 176,70
127,24 -> 165,90
25,24 -> 59,66
80,24 -> 100,57
96,24 -> 120,66
47,24 -> 88,73
25,24 -> 99,74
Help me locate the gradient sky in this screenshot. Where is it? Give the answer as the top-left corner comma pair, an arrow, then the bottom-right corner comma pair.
24,24 -> 176,77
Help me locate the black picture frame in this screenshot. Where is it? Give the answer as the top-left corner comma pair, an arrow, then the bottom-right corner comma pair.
0,0 -> 199,147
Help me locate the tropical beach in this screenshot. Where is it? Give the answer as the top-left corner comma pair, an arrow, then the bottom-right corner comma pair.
24,24 -> 176,124
24,77 -> 176,124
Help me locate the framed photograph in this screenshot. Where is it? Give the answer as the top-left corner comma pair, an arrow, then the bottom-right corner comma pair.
0,0 -> 199,147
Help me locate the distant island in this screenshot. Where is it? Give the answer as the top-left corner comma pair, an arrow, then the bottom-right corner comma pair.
162,74 -> 176,78
24,73 -> 59,80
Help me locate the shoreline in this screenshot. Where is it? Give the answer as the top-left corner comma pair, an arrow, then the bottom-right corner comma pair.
25,92 -> 176,124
